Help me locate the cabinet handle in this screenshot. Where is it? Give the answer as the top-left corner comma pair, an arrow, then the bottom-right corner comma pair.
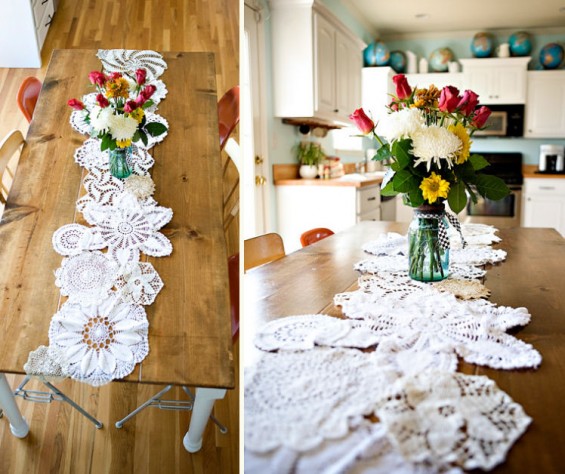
539,186 -> 556,190
41,0 -> 48,4
45,14 -> 53,27
333,109 -> 339,113
367,197 -> 377,201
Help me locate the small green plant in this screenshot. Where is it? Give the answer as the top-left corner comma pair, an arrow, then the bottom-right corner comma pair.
295,141 -> 325,166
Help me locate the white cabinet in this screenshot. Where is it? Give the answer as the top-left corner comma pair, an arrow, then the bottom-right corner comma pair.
460,57 -> 530,104
523,178 -> 565,236
524,71 -> 565,138
362,67 -> 394,120
270,0 -> 365,124
0,0 -> 56,67
276,184 -> 381,252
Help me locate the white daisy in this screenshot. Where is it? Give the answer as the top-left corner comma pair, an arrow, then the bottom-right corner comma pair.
411,125 -> 462,171
89,106 -> 113,134
380,108 -> 425,143
108,114 -> 139,141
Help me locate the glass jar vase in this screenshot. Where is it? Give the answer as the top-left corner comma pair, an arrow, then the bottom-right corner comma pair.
109,146 -> 132,179
408,204 -> 449,282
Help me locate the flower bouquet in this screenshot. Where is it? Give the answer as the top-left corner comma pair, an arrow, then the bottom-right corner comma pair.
68,68 -> 168,178
350,74 -> 509,281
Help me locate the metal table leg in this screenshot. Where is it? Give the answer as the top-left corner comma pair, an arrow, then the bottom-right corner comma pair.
0,373 -> 29,438
183,387 -> 226,453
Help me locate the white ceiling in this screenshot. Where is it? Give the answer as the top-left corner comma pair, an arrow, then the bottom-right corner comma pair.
346,0 -> 565,38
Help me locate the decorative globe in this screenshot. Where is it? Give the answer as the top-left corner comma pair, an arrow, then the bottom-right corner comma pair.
471,32 -> 495,58
389,50 -> 407,73
539,43 -> 564,69
509,31 -> 532,56
429,48 -> 454,72
363,41 -> 390,67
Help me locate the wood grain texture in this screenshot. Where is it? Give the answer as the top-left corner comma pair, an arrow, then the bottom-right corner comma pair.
244,222 -> 565,473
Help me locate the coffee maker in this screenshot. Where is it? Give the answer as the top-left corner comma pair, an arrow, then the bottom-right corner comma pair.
539,144 -> 564,173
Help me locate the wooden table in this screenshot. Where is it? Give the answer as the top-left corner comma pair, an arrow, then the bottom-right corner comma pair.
0,50 -> 234,452
244,221 -> 565,473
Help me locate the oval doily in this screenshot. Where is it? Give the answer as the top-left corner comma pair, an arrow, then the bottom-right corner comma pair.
48,295 -> 149,386
375,371 -> 532,471
52,223 -> 105,256
97,49 -> 168,81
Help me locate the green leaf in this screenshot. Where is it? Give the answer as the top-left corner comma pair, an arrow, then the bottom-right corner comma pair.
375,144 -> 392,161
380,179 -> 398,196
133,130 -> 141,142
454,160 -> 477,183
391,139 -> 412,169
145,122 -> 168,137
138,129 -> 149,147
390,161 -> 401,171
393,169 -> 420,193
100,134 -> 112,151
142,99 -> 154,110
465,182 -> 478,204
475,174 -> 510,200
447,181 -> 468,214
469,154 -> 490,171
407,189 -> 424,207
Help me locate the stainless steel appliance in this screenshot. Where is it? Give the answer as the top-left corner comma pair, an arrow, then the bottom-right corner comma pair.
474,105 -> 524,137
464,152 -> 523,228
539,144 -> 564,173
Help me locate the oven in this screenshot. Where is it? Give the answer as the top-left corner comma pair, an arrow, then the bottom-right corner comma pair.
464,152 -> 523,228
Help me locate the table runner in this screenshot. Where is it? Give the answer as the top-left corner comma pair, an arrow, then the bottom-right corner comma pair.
24,50 -> 172,387
245,224 -> 541,472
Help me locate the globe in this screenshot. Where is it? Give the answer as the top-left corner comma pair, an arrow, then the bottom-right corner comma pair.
429,48 -> 454,72
389,50 -> 407,73
540,43 -> 564,69
509,31 -> 532,56
471,32 -> 494,58
363,41 -> 390,67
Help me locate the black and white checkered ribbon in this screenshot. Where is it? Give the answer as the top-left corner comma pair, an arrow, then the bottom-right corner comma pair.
416,212 -> 467,250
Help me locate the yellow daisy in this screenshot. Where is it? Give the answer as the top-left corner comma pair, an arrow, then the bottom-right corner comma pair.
448,123 -> 471,164
116,138 -> 132,148
420,172 -> 450,204
128,108 -> 145,123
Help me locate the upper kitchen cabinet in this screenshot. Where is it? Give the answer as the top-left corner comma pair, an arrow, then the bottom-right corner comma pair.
460,57 -> 530,104
0,0 -> 56,67
270,0 -> 366,125
524,71 -> 565,138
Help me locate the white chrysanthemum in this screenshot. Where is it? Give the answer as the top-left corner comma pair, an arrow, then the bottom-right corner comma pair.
108,114 -> 139,141
124,175 -> 156,200
412,125 -> 462,171
380,108 -> 425,142
89,106 -> 113,133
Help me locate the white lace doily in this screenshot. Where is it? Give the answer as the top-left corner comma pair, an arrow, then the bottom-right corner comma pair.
244,348 -> 397,453
97,49 -> 168,81
451,247 -> 507,265
432,279 -> 491,300
55,251 -> 118,302
52,223 -> 105,256
375,371 -> 532,471
362,233 -> 408,256
48,296 -> 149,386
114,262 -> 164,305
24,345 -> 68,383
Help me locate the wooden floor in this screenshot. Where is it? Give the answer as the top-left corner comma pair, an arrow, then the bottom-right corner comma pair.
0,0 -> 239,473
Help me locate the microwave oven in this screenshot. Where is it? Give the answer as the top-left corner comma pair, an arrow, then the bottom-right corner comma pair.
474,104 -> 524,137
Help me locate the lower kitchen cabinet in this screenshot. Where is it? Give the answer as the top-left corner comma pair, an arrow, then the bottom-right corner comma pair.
276,183 -> 381,252
522,178 -> 565,236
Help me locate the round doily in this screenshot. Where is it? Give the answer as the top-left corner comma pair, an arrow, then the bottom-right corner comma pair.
362,233 -> 408,256
48,296 -> 149,386
115,262 -> 164,305
451,247 -> 507,265
355,256 -> 408,274
97,49 -> 168,81
52,223 -> 105,256
55,251 -> 118,302
24,345 -> 68,383
432,279 -> 491,300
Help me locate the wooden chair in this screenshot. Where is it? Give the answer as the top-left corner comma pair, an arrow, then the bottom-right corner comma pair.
17,77 -> 42,123
300,227 -> 335,247
244,233 -> 286,271
0,130 -> 25,205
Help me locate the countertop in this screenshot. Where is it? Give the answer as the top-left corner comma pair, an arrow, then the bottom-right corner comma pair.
274,173 -> 384,188
523,164 -> 565,179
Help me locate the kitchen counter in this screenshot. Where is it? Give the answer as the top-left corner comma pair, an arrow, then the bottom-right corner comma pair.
274,175 -> 383,188
523,164 -> 565,179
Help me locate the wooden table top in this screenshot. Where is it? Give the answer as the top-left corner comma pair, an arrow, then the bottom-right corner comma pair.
0,49 -> 234,390
244,221 -> 565,473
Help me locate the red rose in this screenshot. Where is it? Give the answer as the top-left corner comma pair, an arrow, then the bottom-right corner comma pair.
388,100 -> 399,112
349,108 -> 375,135
107,72 -> 123,81
88,71 -> 106,87
135,68 -> 147,86
67,98 -> 85,110
471,106 -> 492,128
438,86 -> 460,113
124,100 -> 138,114
139,84 -> 157,101
95,93 -> 109,108
457,90 -> 479,116
392,74 -> 412,100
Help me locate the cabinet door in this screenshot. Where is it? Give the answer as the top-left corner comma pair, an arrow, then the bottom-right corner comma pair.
524,71 -> 565,138
345,38 -> 362,120
314,13 -> 336,115
523,195 -> 565,236
465,66 -> 526,104
334,30 -> 350,117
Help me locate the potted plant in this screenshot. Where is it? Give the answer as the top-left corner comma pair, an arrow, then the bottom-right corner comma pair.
295,141 -> 325,179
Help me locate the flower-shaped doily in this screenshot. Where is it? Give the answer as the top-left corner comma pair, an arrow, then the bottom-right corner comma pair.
362,233 -> 408,256
375,371 -> 531,471
451,247 -> 506,265
76,166 -> 124,213
432,279 -> 491,300
355,255 -> 408,274
52,223 -> 105,256
115,262 -> 163,305
97,49 -> 168,81
48,296 -> 149,386
55,251 -> 118,302
244,347 -> 396,453
23,345 -> 68,383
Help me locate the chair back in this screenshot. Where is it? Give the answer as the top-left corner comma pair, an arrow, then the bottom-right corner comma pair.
0,130 -> 25,204
244,233 -> 285,271
17,77 -> 42,123
228,253 -> 240,341
218,86 -> 240,151
300,227 -> 335,247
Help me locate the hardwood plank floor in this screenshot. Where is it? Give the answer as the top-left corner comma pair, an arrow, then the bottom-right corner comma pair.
0,1 -> 239,472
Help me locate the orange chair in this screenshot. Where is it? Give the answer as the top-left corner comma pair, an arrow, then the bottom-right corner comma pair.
300,228 -> 335,247
228,253 -> 239,340
16,77 -> 42,123
218,86 -> 240,151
